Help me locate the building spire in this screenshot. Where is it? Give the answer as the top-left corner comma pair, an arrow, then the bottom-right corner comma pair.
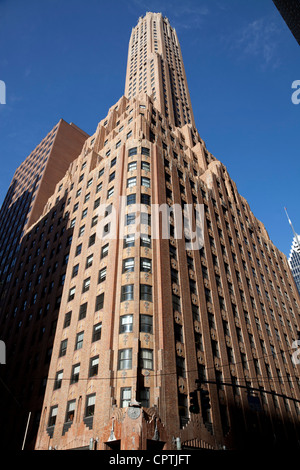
284,207 -> 300,247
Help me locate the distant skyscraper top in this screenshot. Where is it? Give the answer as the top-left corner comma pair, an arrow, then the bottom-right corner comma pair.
125,12 -> 195,127
273,0 -> 300,45
285,208 -> 300,293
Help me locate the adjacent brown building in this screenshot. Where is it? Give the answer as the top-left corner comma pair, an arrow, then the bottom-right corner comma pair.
1,12 -> 300,451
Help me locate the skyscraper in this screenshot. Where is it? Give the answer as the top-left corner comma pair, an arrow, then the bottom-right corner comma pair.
1,12 -> 300,452
0,120 -> 89,449
285,209 -> 300,294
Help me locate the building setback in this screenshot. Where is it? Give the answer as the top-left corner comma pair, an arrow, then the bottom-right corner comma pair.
0,13 -> 300,451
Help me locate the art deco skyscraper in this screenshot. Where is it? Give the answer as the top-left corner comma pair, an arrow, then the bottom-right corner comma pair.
1,12 -> 300,451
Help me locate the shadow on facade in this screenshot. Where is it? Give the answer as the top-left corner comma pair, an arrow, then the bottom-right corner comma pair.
221,396 -> 300,451
0,194 -> 72,451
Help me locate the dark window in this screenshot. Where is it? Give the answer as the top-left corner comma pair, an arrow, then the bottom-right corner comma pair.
121,284 -> 134,301
140,314 -> 153,333
140,284 -> 152,302
129,147 -> 137,156
79,302 -> 87,320
64,311 -> 72,328
95,293 -> 104,311
59,339 -> 68,357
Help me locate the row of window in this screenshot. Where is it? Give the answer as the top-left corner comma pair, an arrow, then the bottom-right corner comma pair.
49,384 -> 150,428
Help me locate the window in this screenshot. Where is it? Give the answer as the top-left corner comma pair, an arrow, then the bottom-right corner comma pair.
75,244 -> 82,256
120,315 -> 133,333
54,370 -> 63,390
121,388 -> 131,407
109,171 -> 115,182
139,388 -> 150,407
72,264 -> 79,278
78,302 -> 87,320
68,286 -> 76,301
140,212 -> 151,226
127,177 -> 137,188
123,258 -> 135,273
48,405 -> 58,427
126,213 -> 136,226
75,331 -> 84,350
78,225 -> 85,237
121,284 -> 134,301
140,314 -> 153,334
118,348 -> 132,370
140,258 -> 151,272
128,161 -> 137,172
101,243 -> 109,259
139,349 -> 153,369
124,234 -> 135,248
94,198 -> 100,210
89,356 -> 99,377
141,193 -> 151,206
129,147 -> 137,156
88,233 -> 96,247
87,178 -> 93,188
95,293 -> 104,311
107,187 -> 114,198
92,322 -> 102,342
70,364 -> 80,384
86,254 -> 93,269
91,215 -> 98,227
140,284 -> 152,302
98,267 -> 106,283
103,222 -> 111,236
127,193 -> 136,205
59,339 -> 68,357
82,277 -> 91,293
85,394 -> 96,417
141,177 -> 150,188
64,311 -> 72,328
141,147 -> 150,156
141,161 -> 150,171
110,157 -> 117,168
141,234 -> 151,248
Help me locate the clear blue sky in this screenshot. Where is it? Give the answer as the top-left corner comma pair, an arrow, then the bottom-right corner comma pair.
0,0 -> 299,257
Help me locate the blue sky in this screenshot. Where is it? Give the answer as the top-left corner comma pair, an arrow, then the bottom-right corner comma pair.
0,0 -> 299,257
